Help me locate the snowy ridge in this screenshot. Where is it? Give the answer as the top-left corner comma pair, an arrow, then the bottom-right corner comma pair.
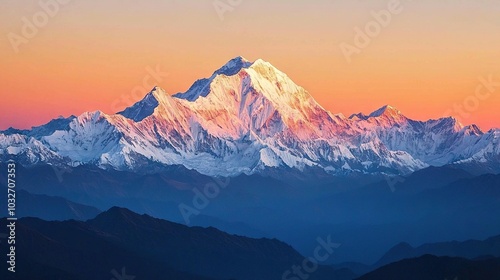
1,57 -> 499,176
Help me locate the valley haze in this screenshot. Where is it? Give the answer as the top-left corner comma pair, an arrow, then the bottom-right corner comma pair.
1,57 -> 499,280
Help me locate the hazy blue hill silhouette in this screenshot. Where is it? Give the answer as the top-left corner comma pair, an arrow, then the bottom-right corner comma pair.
338,231 -> 500,276
0,189 -> 101,221
3,163 -> 500,264
357,255 -> 500,280
0,216 -> 213,280
375,233 -> 500,267
88,207 -> 351,280
0,207 -> 354,280
390,165 -> 474,195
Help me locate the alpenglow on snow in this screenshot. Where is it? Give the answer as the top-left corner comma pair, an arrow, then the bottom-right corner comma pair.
1,57 -> 499,176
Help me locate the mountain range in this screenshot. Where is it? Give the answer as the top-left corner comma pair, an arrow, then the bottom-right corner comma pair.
357,255 -> 500,280
375,233 -> 500,268
2,205 -> 500,280
2,162 -> 500,265
337,229 -> 500,276
1,57 -> 499,176
0,189 -> 101,221
0,207 -> 355,280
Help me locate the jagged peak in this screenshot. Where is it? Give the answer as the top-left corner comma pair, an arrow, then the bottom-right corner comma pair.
436,116 -> 460,124
150,85 -> 165,92
174,57 -> 289,102
245,58 -> 288,81
214,56 -> 253,76
173,56 -> 254,101
135,86 -> 167,103
250,58 -> 271,68
118,86 -> 176,122
79,110 -> 106,120
149,86 -> 173,102
349,113 -> 370,121
461,124 -> 483,136
430,116 -> 464,132
350,105 -> 406,124
369,105 -> 402,118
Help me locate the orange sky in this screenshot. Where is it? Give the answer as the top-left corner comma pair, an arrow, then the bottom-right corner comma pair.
1,0 -> 499,130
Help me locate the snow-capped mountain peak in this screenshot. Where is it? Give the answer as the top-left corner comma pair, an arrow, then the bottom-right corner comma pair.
1,57 -> 499,177
349,105 -> 404,122
369,105 -> 403,118
214,56 -> 253,76
174,56 -> 254,101
119,90 -> 159,121
351,105 -> 408,128
348,113 -> 370,121
461,124 -> 483,136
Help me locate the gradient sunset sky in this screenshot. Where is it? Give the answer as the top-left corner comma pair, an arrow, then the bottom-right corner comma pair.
1,0 -> 499,130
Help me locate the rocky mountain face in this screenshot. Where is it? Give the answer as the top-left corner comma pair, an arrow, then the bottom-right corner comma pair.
1,57 -> 499,176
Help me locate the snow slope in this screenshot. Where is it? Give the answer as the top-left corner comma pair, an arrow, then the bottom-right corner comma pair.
1,57 -> 499,176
